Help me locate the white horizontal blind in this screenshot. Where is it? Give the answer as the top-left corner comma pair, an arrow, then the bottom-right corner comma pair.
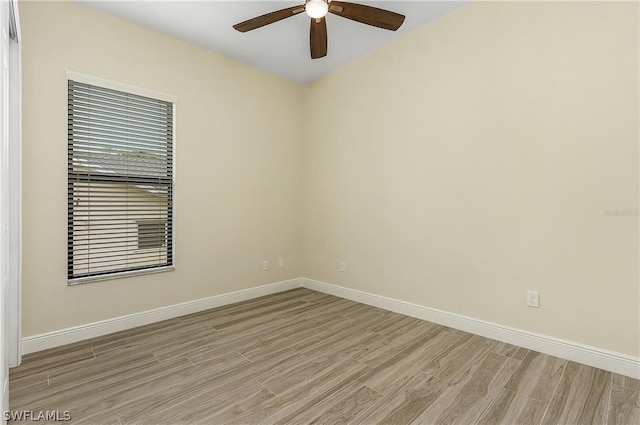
68,80 -> 174,282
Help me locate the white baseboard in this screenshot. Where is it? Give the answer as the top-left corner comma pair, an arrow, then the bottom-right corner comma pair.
22,278 -> 302,355
22,276 -> 639,380
302,278 -> 640,379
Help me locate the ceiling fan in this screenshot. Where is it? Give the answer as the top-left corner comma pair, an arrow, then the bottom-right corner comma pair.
233,0 -> 405,59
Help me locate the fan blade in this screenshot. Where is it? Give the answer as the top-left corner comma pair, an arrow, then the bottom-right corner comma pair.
310,17 -> 327,59
328,1 -> 405,31
233,5 -> 305,32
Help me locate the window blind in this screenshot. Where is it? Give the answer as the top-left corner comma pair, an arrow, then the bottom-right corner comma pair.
68,80 -> 174,282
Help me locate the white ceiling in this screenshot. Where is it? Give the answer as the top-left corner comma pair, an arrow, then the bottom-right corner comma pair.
79,1 -> 468,83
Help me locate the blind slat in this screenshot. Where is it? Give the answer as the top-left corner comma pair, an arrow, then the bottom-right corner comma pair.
69,83 -> 172,109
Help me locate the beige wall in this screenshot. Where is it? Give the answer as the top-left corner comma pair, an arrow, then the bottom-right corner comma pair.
20,1 -> 304,336
21,1 -> 639,358
302,1 -> 639,357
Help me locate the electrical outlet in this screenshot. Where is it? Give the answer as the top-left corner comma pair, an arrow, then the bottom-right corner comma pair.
263,260 -> 269,271
527,291 -> 539,308
278,258 -> 284,267
340,261 -> 346,272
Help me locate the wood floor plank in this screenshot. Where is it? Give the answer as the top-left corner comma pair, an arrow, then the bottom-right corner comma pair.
92,354 -> 251,424
274,297 -> 343,318
68,357 -> 210,424
358,328 -> 465,395
85,349 -> 296,425
174,289 -> 310,325
607,383 -> 640,425
411,352 -> 521,425
15,318 -> 182,365
476,389 -> 547,425
294,311 -> 388,356
152,329 -> 222,362
274,298 -> 356,322
259,375 -> 370,425
540,361 -> 611,425
92,320 -> 213,356
207,299 -> 312,330
350,373 -> 450,425
9,289 -> 625,424
189,384 -> 274,425
95,418 -> 121,425
369,311 -> 418,331
223,354 -> 369,425
258,350 -> 361,395
504,350 -> 568,403
347,318 -> 436,369
47,348 -> 151,382
183,318 -> 301,365
10,352 -> 159,409
613,374 -> 640,392
9,347 -> 95,380
368,314 -> 424,336
237,315 -> 347,361
126,380 -> 272,425
18,356 -> 194,416
489,340 -> 530,360
248,314 -> 354,357
7,370 -> 47,392
298,291 -> 335,303
429,334 -> 492,384
352,342 -> 405,370
339,302 -> 388,319
377,320 -> 437,349
274,380 -> 381,425
183,288 -> 311,320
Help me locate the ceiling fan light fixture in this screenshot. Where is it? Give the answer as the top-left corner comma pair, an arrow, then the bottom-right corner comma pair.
233,1 -> 405,60
305,0 -> 328,19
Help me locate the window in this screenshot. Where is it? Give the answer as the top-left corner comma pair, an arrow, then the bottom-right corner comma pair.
67,76 -> 175,282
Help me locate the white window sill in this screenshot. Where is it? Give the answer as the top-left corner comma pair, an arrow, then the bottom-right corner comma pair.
67,265 -> 175,285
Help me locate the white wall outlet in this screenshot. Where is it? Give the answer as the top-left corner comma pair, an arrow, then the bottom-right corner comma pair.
263,260 -> 269,271
527,291 -> 539,308
278,258 -> 284,267
340,261 -> 346,272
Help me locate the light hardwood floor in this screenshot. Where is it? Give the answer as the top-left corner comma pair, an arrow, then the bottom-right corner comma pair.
9,288 -> 640,424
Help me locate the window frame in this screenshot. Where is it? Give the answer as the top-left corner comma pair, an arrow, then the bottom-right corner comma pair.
66,71 -> 177,285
